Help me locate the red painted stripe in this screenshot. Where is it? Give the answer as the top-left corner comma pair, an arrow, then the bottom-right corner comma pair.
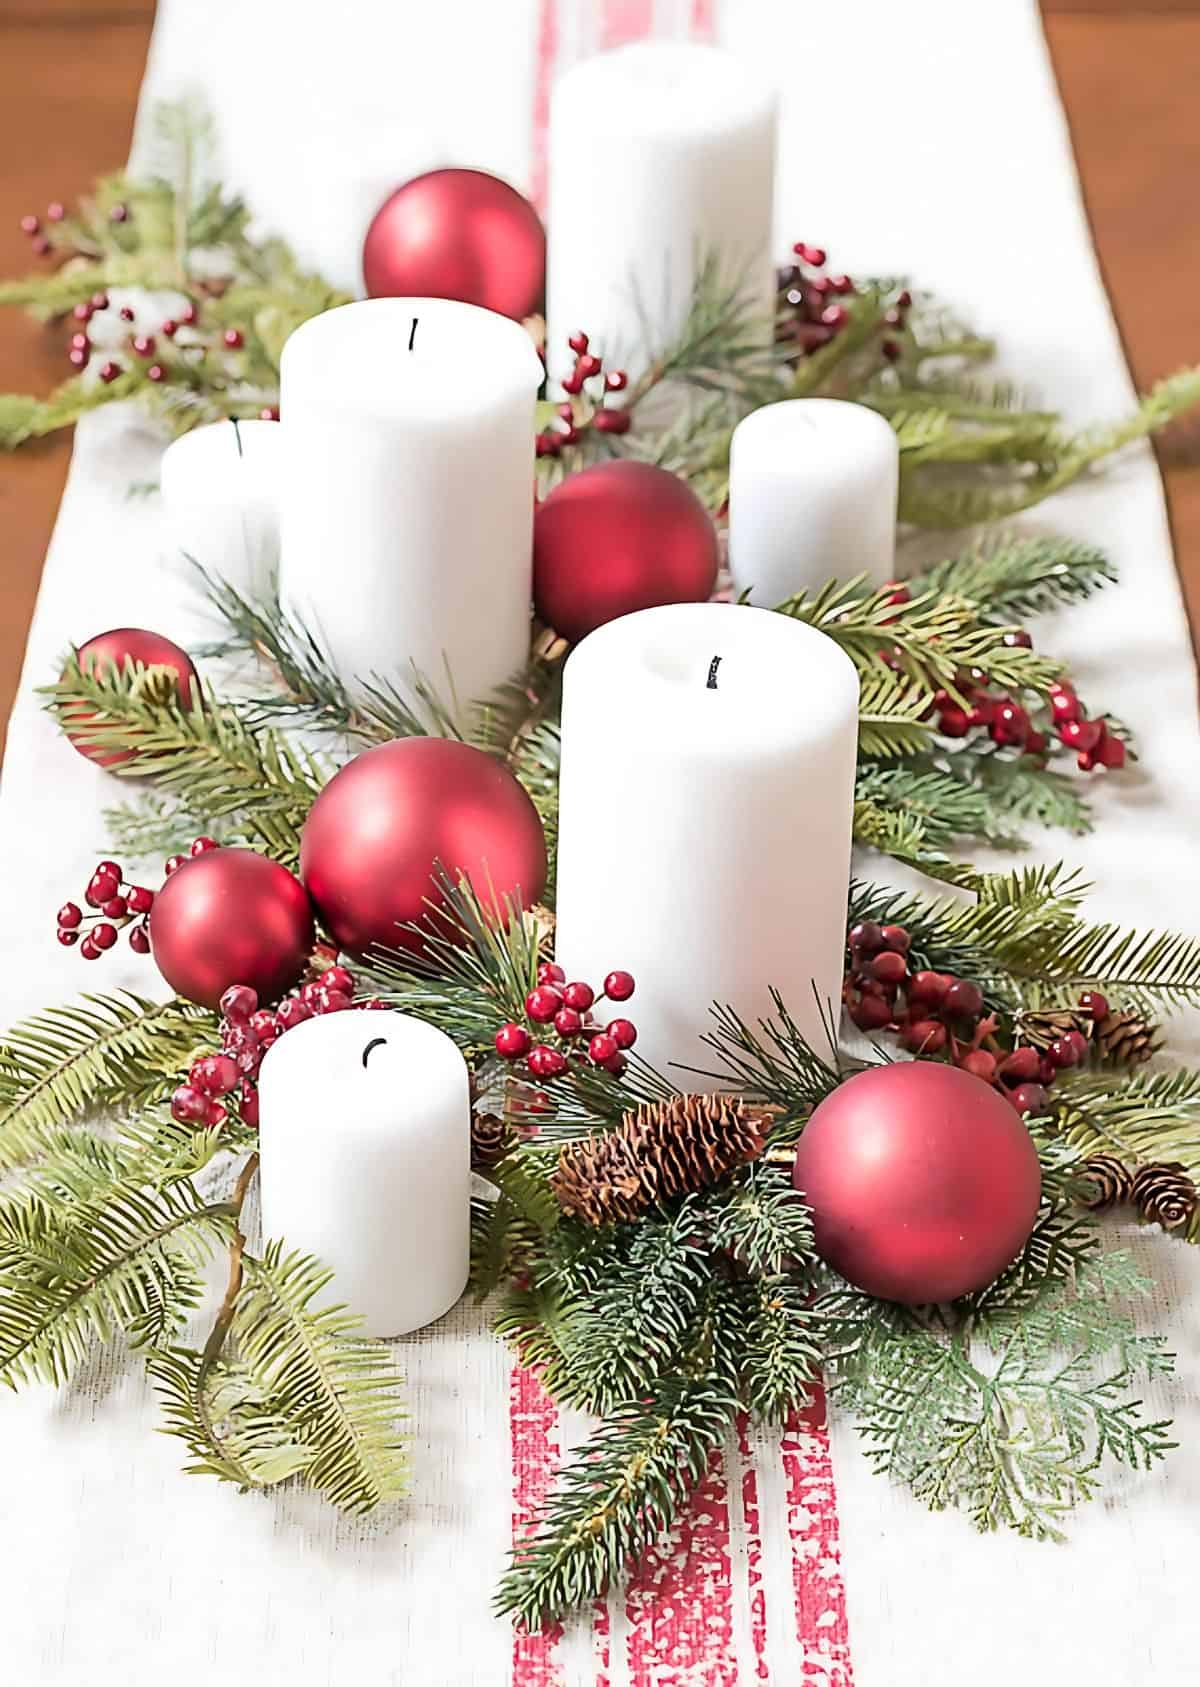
690,0 -> 716,40
510,1365 -> 566,1687
592,1597 -> 612,1687
601,0 -> 655,51
529,0 -> 559,212
736,1413 -> 771,1682
782,1388 -> 856,1686
624,1450 -> 738,1687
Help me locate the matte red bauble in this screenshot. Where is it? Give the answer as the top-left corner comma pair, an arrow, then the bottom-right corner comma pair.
362,169 -> 546,321
792,1063 -> 1042,1303
148,847 -> 314,1010
65,627 -> 198,767
299,738 -> 547,958
533,460 -> 720,644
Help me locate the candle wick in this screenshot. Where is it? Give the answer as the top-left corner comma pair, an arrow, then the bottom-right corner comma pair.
706,655 -> 722,691
362,1036 -> 387,1069
408,317 -> 419,351
230,417 -> 244,459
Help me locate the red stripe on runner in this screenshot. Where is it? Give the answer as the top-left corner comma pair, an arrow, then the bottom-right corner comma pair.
529,0 -> 559,213
510,1365 -> 566,1687
690,0 -> 716,40
782,1388 -> 856,1686
601,0 -> 655,51
624,1450 -> 738,1687
736,1413 -> 771,1682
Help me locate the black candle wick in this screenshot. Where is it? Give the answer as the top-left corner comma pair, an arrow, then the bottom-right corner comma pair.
408,317 -> 419,351
706,655 -> 722,691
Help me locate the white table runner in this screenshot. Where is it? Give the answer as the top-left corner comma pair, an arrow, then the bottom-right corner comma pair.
1,3 -> 1198,1683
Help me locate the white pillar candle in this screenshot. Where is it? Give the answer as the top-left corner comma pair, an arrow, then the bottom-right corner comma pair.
278,297 -> 543,717
258,1008 -> 470,1338
555,602 -> 859,1082
546,43 -> 776,381
159,419 -> 282,599
729,399 -> 900,606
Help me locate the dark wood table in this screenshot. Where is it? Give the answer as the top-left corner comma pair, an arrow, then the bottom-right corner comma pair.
2,1 -> 1198,751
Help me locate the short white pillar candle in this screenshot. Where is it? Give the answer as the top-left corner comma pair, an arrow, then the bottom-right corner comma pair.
258,1008 -> 470,1338
546,43 -> 776,380
554,602 -> 859,1082
159,419 -> 282,598
278,297 -> 544,718
729,399 -> 900,606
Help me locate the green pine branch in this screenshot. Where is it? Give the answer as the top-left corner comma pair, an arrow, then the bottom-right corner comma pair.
914,535 -> 1117,620
1055,1069 -> 1200,1238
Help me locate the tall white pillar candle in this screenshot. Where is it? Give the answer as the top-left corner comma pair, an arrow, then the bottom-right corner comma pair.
546,44 -> 776,380
278,297 -> 543,718
258,1008 -> 470,1338
729,399 -> 900,606
159,419 -> 282,599
555,602 -> 859,1081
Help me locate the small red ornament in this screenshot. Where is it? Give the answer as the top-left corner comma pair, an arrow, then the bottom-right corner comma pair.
362,169 -> 546,321
148,847 -> 314,1010
63,628 -> 199,767
792,1063 -> 1042,1303
533,461 -> 719,644
299,738 -> 546,958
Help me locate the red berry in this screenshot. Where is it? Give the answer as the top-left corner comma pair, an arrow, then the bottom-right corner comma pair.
128,925 -> 151,955
903,1018 -> 947,1053
72,302 -> 93,323
277,996 -> 314,1031
554,1007 -> 583,1037
871,950 -> 907,985
171,1084 -> 209,1124
86,870 -> 119,906
95,859 -> 122,880
588,1033 -> 619,1065
92,923 -> 117,951
938,705 -> 971,738
848,920 -> 883,955
528,1044 -> 568,1079
495,1022 -> 532,1059
525,985 -> 562,1023
942,978 -> 984,1019
239,1084 -> 260,1129
203,1100 -> 227,1129
321,964 -> 355,996
577,353 -> 602,378
362,997 -> 387,1011
161,319 -> 178,338
90,292 -> 110,311
68,348 -> 90,371
1059,717 -> 1101,753
317,989 -> 351,1014
1011,1083 -> 1050,1116
604,369 -> 628,392
880,924 -> 911,954
560,371 -> 584,396
1096,730 -> 1126,770
603,970 -> 635,1002
19,214 -> 40,235
849,995 -> 892,1032
960,1049 -> 997,1084
57,901 -> 82,929
223,328 -> 245,349
990,701 -> 1030,747
190,835 -> 218,855
907,971 -> 949,1008
132,335 -> 155,357
1079,991 -> 1108,1022
250,1010 -> 281,1042
146,364 -> 166,383
47,202 -> 65,222
1003,629 -> 1033,649
301,979 -> 326,1006
126,885 -> 154,913
607,1018 -> 638,1050
820,304 -> 849,329
601,1051 -> 627,1076
99,361 -> 122,384
180,301 -> 198,325
164,855 -> 186,875
536,431 -> 562,458
192,1054 -> 239,1097
538,962 -> 566,986
101,896 -> 128,919
1064,1029 -> 1091,1064
567,331 -> 589,354
220,984 -> 259,1022
593,407 -> 631,435
999,1046 -> 1041,1086
80,939 -> 101,960
561,980 -> 595,1012
1047,1036 -> 1081,1070
259,406 -> 280,422
57,929 -> 79,947
1050,687 -> 1080,725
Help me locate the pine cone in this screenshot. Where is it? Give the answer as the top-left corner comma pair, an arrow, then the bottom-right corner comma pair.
471,1111 -> 512,1170
1077,1153 -> 1134,1211
1131,1162 -> 1198,1232
551,1093 -> 774,1226
1096,1009 -> 1161,1066
1018,1008 -> 1091,1053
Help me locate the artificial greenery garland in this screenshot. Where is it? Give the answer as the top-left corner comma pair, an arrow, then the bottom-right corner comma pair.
4,99 -> 1200,1629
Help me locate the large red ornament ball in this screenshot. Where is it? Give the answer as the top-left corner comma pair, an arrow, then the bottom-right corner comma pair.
362,169 -> 546,321
148,847 -> 314,1010
533,460 -> 720,645
792,1062 -> 1042,1303
64,627 -> 198,767
299,738 -> 547,958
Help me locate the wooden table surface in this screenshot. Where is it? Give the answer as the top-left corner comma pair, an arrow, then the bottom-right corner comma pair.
1,2 -> 1198,752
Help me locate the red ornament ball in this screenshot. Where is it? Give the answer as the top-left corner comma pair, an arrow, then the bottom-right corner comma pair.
299,738 -> 546,958
792,1062 -> 1042,1303
148,847 -> 314,1010
362,169 -> 546,321
533,461 -> 719,644
63,627 -> 198,767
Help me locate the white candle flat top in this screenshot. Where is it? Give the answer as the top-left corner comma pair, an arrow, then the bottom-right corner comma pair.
564,601 -> 859,751
554,43 -> 773,137
732,397 -> 899,472
280,296 -> 544,422
160,416 -> 282,476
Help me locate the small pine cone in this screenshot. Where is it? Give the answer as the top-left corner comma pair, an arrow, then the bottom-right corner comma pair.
1019,1008 -> 1091,1053
471,1111 -> 512,1170
551,1093 -> 774,1226
1096,1009 -> 1161,1067
1077,1153 -> 1134,1211
1131,1162 -> 1198,1232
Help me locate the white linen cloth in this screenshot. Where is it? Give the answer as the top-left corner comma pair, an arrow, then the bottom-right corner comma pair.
0,2 -> 1198,1684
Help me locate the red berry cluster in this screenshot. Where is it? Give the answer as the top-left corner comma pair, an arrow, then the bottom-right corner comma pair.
494,964 -> 637,1081
536,331 -> 630,458
55,835 -> 223,963
170,966 -> 385,1130
776,242 -> 911,363
1047,679 -> 1126,771
845,920 -> 1110,1115
930,644 -> 1126,774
